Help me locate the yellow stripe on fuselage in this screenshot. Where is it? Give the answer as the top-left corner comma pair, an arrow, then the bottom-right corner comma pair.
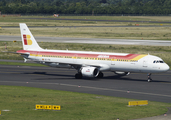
131,55 -> 147,61
30,54 -> 42,57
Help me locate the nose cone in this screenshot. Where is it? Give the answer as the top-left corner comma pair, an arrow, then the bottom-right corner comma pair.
163,64 -> 170,72
166,64 -> 170,71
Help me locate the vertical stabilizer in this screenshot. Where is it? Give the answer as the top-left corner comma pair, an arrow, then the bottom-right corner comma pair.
20,23 -> 43,50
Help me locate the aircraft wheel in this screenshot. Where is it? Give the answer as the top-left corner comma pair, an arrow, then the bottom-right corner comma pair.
75,73 -> 82,79
97,72 -> 103,78
148,78 -> 152,82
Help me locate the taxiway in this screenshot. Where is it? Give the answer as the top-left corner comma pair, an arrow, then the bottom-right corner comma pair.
0,65 -> 171,103
1,35 -> 171,46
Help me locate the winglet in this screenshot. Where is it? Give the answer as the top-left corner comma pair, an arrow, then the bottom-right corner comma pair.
19,23 -> 43,50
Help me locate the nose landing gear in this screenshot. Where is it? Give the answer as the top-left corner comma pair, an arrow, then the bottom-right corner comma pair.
147,73 -> 152,82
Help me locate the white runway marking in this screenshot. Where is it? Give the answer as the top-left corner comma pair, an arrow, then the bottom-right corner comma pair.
1,80 -> 171,98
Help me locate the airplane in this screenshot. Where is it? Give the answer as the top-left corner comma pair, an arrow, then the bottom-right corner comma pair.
16,23 -> 170,82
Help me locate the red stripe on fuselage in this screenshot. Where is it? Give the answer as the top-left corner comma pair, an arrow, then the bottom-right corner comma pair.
16,50 -> 140,60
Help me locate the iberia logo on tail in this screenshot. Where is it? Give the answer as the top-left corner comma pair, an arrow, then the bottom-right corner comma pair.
23,34 -> 32,45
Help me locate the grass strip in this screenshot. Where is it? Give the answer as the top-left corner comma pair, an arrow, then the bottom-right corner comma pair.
0,85 -> 170,120
1,16 -> 171,40
1,27 -> 171,40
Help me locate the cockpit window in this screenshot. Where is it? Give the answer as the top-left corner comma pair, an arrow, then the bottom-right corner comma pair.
159,61 -> 164,63
153,60 -> 164,63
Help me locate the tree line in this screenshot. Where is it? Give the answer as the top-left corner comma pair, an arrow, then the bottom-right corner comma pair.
0,0 -> 171,15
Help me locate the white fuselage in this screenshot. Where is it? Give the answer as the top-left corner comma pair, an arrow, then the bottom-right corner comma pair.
17,49 -> 170,73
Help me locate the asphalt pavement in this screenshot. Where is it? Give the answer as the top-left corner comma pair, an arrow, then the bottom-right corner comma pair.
1,35 -> 171,46
0,63 -> 171,120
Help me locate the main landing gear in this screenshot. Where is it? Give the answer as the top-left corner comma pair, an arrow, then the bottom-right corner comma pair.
75,72 -> 82,79
97,72 -> 104,78
147,73 -> 152,82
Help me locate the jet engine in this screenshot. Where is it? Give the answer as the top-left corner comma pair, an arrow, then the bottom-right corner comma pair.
114,71 -> 130,76
81,67 -> 99,77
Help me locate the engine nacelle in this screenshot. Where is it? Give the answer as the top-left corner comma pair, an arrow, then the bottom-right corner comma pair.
81,67 -> 99,77
114,71 -> 130,76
